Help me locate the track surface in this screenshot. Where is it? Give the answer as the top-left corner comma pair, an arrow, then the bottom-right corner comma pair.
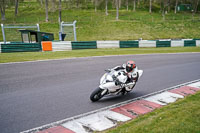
0,53 -> 200,133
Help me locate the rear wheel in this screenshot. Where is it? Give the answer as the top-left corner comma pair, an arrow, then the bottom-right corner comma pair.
90,88 -> 105,102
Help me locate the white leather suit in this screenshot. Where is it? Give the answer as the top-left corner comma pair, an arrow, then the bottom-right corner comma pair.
111,64 -> 139,92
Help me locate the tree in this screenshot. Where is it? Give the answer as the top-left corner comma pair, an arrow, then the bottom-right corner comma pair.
175,0 -> 178,13
126,0 -> 129,11
116,0 -> 119,20
59,0 -> 62,23
76,0 -> 80,8
105,0 -> 108,15
162,0 -> 168,20
0,0 -> 6,20
51,0 -> 56,12
168,0 -> 171,12
149,0 -> 152,13
40,0 -> 44,6
119,0 -> 121,8
137,0 -> 140,7
194,0 -> 199,14
95,0 -> 97,12
133,0 -> 136,11
160,0 -> 163,12
15,0 -> 19,16
45,0 -> 49,22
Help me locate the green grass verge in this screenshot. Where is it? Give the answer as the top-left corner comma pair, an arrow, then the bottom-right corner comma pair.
104,91 -> 200,133
0,47 -> 200,63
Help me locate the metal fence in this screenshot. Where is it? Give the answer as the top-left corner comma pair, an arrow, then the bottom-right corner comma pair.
60,21 -> 77,41
1,24 -> 40,44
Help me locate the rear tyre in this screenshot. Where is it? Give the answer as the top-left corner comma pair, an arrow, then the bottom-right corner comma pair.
90,87 -> 104,102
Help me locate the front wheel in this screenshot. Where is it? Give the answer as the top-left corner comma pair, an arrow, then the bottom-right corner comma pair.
90,87 -> 105,102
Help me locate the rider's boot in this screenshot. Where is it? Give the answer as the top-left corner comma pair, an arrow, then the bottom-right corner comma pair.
121,87 -> 128,95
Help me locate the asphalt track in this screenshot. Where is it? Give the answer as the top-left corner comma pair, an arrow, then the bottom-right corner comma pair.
0,53 -> 200,133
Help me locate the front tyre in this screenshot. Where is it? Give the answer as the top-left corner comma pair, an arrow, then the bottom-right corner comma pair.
90,87 -> 105,102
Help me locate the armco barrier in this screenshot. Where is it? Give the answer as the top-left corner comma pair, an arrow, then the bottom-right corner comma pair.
184,40 -> 196,47
97,41 -> 119,48
71,41 -> 97,50
1,39 -> 200,53
171,40 -> 184,47
196,40 -> 200,47
139,40 -> 156,47
52,41 -> 72,51
156,41 -> 171,47
120,41 -> 139,48
1,43 -> 41,53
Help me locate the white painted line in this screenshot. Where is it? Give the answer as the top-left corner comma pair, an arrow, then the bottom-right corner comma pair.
187,81 -> 200,88
145,91 -> 184,105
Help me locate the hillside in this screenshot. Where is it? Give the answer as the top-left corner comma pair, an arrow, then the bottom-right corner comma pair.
0,1 -> 200,42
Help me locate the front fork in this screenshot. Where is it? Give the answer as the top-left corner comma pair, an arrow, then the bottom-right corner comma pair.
101,89 -> 108,96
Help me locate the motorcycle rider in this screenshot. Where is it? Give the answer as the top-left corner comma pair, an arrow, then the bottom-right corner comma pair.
109,60 -> 139,94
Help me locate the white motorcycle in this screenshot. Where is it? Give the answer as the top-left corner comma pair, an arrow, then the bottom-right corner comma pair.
90,69 -> 143,102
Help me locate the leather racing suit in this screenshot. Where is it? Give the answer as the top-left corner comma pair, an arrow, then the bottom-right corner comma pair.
111,64 -> 139,92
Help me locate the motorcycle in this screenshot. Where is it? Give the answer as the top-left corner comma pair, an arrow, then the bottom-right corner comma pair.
90,69 -> 143,102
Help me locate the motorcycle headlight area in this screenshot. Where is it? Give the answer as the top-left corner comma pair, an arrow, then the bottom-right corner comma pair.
100,73 -> 114,84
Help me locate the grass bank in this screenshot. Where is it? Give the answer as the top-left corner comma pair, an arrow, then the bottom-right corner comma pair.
0,1 -> 200,41
0,47 -> 200,63
104,91 -> 200,133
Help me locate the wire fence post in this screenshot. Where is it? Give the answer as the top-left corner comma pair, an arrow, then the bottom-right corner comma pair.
59,21 -> 63,41
60,21 -> 63,33
37,23 -> 40,31
1,24 -> 6,44
73,20 -> 77,41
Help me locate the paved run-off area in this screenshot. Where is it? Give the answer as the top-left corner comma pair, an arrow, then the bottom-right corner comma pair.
0,53 -> 200,133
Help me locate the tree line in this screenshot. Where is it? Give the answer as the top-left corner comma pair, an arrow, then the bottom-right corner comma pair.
0,0 -> 199,21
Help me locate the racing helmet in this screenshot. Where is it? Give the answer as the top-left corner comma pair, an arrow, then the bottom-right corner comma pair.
126,60 -> 136,72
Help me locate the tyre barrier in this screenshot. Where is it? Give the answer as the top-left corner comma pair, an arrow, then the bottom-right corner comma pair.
0,43 -> 41,53
0,39 -> 200,52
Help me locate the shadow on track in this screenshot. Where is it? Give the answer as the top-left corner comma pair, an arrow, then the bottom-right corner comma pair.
90,90 -> 144,103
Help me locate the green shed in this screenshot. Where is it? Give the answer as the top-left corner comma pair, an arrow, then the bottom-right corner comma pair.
0,30 -> 54,53
19,29 -> 54,43
177,4 -> 192,12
